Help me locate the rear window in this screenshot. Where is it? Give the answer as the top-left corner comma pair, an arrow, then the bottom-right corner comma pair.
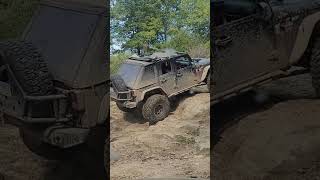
24,5 -> 98,85
118,63 -> 142,88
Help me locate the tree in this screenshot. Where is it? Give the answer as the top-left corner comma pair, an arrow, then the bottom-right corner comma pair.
111,0 -> 209,56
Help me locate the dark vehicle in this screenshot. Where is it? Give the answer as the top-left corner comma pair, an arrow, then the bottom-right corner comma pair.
0,0 -> 108,166
212,0 -> 320,103
111,49 -> 210,124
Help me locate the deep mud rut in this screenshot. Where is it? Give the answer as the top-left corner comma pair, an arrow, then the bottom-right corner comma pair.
213,74 -> 320,180
110,89 -> 210,180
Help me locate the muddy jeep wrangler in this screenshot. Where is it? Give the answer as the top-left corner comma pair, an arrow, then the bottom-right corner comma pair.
212,0 -> 320,103
0,0 -> 108,166
111,50 -> 210,124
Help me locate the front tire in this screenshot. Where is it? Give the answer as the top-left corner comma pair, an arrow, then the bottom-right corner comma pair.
142,94 -> 170,124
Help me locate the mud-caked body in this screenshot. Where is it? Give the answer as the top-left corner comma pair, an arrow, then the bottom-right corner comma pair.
111,50 -> 210,123
212,0 -> 320,103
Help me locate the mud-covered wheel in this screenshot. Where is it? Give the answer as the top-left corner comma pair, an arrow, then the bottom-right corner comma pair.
311,36 -> 320,97
116,102 -> 135,112
0,41 -> 54,95
142,94 -> 170,124
19,127 -> 67,160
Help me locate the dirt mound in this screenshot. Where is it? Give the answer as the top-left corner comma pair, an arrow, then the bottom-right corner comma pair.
213,74 -> 320,180
110,92 -> 210,180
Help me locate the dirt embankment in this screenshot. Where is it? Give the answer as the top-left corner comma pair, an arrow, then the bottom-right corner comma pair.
213,74 -> 320,180
110,91 -> 210,180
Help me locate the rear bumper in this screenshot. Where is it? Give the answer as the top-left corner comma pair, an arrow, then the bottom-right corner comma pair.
110,87 -> 133,101
110,87 -> 138,108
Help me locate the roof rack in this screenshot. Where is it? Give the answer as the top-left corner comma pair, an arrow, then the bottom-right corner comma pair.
128,49 -> 187,62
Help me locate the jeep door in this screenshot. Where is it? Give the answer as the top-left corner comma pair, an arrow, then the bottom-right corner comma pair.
157,61 -> 177,96
212,1 -> 280,95
174,55 -> 198,91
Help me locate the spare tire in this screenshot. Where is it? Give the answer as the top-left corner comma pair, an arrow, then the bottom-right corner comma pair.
0,41 -> 54,95
0,41 -> 58,159
111,74 -> 128,92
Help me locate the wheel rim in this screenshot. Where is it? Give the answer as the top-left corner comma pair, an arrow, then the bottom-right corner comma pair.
154,104 -> 163,116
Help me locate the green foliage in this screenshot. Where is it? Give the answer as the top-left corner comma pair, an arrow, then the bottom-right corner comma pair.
111,53 -> 131,74
111,0 -> 209,57
0,0 -> 39,40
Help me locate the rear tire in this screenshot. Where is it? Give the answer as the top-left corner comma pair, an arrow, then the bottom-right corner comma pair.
142,94 -> 170,124
311,37 -> 320,97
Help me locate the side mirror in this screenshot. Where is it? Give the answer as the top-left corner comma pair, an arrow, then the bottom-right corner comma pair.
255,2 -> 273,21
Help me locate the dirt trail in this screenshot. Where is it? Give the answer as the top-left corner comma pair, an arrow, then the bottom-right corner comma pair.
213,74 -> 320,180
110,92 -> 210,180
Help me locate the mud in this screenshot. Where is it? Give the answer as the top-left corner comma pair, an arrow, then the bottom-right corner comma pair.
110,90 -> 210,180
213,73 -> 320,180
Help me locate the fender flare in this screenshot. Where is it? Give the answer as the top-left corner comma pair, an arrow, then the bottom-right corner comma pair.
140,87 -> 167,101
290,12 -> 320,64
97,93 -> 109,125
200,65 -> 210,82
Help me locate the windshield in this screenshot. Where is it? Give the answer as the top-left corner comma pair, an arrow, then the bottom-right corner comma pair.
118,63 -> 142,88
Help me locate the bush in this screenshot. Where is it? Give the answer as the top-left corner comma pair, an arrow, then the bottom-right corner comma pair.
187,41 -> 210,58
110,53 -> 131,74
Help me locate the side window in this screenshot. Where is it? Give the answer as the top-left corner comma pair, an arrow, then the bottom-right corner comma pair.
175,56 -> 191,70
160,61 -> 172,75
141,65 -> 155,84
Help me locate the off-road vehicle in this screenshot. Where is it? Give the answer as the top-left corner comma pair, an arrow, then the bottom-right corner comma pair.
212,0 -> 320,103
0,0 -> 109,173
111,50 -> 210,123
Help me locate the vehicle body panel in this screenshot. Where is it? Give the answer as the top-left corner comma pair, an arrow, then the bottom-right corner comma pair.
211,0 -> 320,103
23,0 -> 108,89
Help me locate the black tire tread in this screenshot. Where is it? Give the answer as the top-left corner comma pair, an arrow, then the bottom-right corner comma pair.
142,94 -> 170,124
111,74 -> 128,92
0,41 -> 53,95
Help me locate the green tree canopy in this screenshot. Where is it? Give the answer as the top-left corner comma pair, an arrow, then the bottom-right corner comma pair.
111,0 -> 209,56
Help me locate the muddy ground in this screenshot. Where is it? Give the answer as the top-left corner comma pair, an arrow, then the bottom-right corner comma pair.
110,89 -> 210,180
213,73 -> 320,180
0,124 -> 106,180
